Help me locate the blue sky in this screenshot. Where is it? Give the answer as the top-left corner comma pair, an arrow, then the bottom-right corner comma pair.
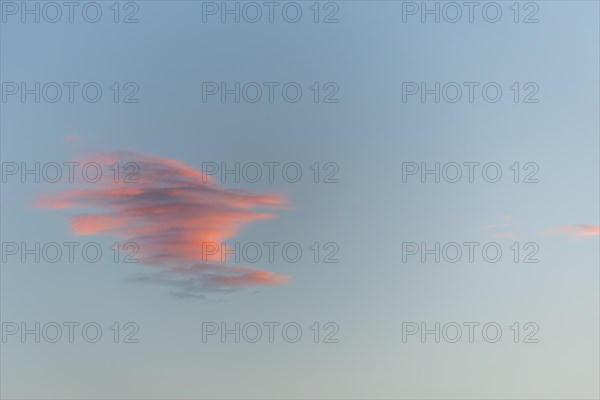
1,1 -> 599,398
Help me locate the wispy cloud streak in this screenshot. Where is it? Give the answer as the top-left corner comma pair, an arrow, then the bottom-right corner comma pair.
543,225 -> 600,239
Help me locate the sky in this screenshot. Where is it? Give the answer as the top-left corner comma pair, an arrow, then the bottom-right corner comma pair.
1,1 -> 599,399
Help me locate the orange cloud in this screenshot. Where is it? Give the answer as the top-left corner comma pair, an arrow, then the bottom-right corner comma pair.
37,151 -> 290,295
547,225 -> 600,238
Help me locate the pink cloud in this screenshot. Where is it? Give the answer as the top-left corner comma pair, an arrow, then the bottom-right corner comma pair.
37,151 -> 291,295
544,225 -> 600,238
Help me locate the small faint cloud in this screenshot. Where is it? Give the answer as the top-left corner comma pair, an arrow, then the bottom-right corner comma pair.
490,231 -> 521,240
482,215 -> 599,241
481,214 -> 522,239
543,225 -> 600,239
63,134 -> 82,145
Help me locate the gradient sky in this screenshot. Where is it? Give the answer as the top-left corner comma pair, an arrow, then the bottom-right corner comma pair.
1,1 -> 599,399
